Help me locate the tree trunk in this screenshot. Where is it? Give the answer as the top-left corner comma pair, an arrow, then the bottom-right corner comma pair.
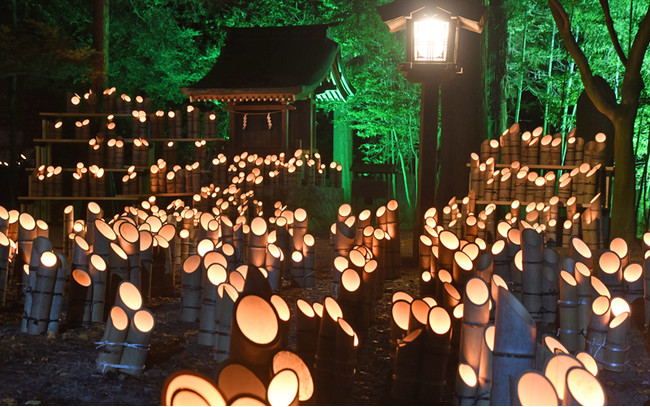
483,0 -> 508,138
515,18 -> 527,124
543,27 -> 556,135
611,108 -> 638,239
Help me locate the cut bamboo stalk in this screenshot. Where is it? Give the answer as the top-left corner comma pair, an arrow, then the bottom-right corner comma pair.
295,299 -> 319,367
265,244 -> 282,293
0,232 -> 10,307
67,269 -> 92,328
442,282 -> 461,314
391,328 -> 425,402
535,334 -> 569,371
390,299 -> 411,357
541,248 -> 559,323
610,237 -> 630,270
475,324 -> 495,406
564,366 -> 606,406
272,350 -> 314,403
96,306 -> 130,374
292,208 -> 308,252
181,254 -> 202,322
139,230 -> 153,301
27,251 -> 58,335
270,295 -> 290,348
215,283 -> 238,363
559,270 -> 582,352
230,294 -> 281,381
419,235 -> 433,276
248,217 -> 268,268
162,370 -> 226,406
591,276 -> 611,299
108,242 -> 130,311
513,370 -> 559,406
22,235 -> 52,333
490,287 -> 536,406
89,253 -> 108,324
438,230 -> 460,272
597,250 -> 622,295
622,263 -> 643,302
455,363 -> 478,405
119,308 -> 155,376
521,228 -> 543,320
574,262 -> 592,335
267,369 -> 299,406
85,202 -> 103,246
570,237 -> 593,269
453,250 -> 473,289
302,234 -> 315,288
507,228 -> 522,300
198,263 -> 227,346
216,363 -> 266,404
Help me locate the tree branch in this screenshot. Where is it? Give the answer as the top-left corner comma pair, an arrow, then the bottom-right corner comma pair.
626,3 -> 650,80
599,0 -> 628,66
548,0 -> 617,119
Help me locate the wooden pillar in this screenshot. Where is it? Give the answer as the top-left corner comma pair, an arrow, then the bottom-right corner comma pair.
334,108 -> 353,201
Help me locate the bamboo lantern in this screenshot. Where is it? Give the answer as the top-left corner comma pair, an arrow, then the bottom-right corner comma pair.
230,294 -> 281,381
22,235 -> 52,333
216,363 -> 267,404
118,308 -> 155,376
265,244 -> 283,293
96,306 -> 130,374
475,324 -> 495,406
622,263 -> 643,302
540,248 -> 559,323
521,228 -> 543,320
118,222 -> 141,290
492,239 -> 510,285
390,299 -> 412,357
452,250 -> 473,289
214,283 -> 238,362
198,263 -> 228,346
272,350 -> 314,403
355,209 -> 372,245
438,230 -> 460,272
67,269 -> 92,328
248,217 -> 268,269
162,370 -> 226,406
271,295 -> 291,348
302,234 -> 315,288
88,253 -> 108,324
564,366 -> 606,406
574,351 -> 599,377
295,299 -> 319,367
26,251 -> 58,335
267,369 -> 300,406
544,354 -> 583,403
0,232 -> 10,306
597,250 -> 622,295
535,334 -> 569,371
570,237 -> 593,269
459,277 -> 490,376
559,270 -> 582,352
455,363 -> 478,405
180,254 -> 201,322
114,280 -> 142,321
391,328 -> 425,402
490,287 -> 536,406
514,370 -> 559,406
602,311 -> 630,372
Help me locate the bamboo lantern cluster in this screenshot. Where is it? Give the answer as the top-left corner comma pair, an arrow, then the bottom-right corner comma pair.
29,165 -> 63,197
389,291 -> 452,404
96,282 -> 155,376
330,201 -> 400,292
586,294 -> 632,372
120,166 -> 140,195
269,205 -> 315,289
131,110 -> 148,139
74,118 -> 91,140
150,110 -> 166,139
149,161 -> 203,195
162,349 -> 313,406
485,123 -> 606,168
87,165 -> 106,197
46,119 -> 63,139
106,138 -> 126,168
187,106 -> 200,138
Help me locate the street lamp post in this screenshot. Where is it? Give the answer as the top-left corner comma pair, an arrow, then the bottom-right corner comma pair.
378,0 -> 485,253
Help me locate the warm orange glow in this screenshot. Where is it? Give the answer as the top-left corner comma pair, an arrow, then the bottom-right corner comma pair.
18,212 -> 35,230
312,302 -> 323,318
543,336 -> 568,355
392,300 -> 411,331
517,371 -> 558,406
427,306 -> 451,335
598,251 -> 621,275
272,351 -> 314,402
462,243 -> 479,261
575,352 -> 599,377
439,230 -> 460,250
491,274 -> 508,291
454,251 -> 473,272
575,262 -> 590,279
507,228 -> 521,245
349,249 -> 366,268
134,309 -> 155,333
485,325 -> 495,351
609,237 -> 628,260
445,283 -> 461,302
341,269 -> 361,292
72,269 -> 91,287
163,371 -> 226,406
544,354 -> 582,400
96,219 -> 117,241
592,296 -> 610,316
40,251 -> 58,268
236,295 -> 278,345
572,237 -> 592,260
334,256 -> 349,273
421,271 -> 432,283
466,278 -> 489,305
610,311 -> 629,329
90,253 -> 106,271
591,277 -> 611,298
251,217 -> 267,236
453,303 -> 464,319
338,317 -> 359,347
338,203 -> 352,219
74,235 -> 90,251
458,363 -> 477,387
514,251 -> 523,271
119,281 -> 142,311
410,299 -> 430,328
610,297 -> 630,317
392,291 -> 413,304
297,299 -> 314,318
565,368 -> 605,406
271,295 -> 290,322
207,264 -> 228,286
623,263 -> 642,283
560,270 -> 577,286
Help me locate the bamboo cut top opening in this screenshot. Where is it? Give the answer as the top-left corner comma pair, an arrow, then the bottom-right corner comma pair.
566,367 -> 605,406
235,295 -> 278,345
517,371 -> 558,406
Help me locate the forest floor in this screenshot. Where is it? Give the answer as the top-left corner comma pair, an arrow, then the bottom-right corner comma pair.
0,231 -> 649,405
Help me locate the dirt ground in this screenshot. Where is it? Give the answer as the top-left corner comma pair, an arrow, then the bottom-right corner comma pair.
0,231 -> 649,405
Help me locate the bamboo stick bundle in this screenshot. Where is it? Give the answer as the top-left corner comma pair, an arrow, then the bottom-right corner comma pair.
559,270 -> 582,352
564,366 -> 606,406
490,287 -> 536,406
118,308 -> 155,376
521,228 -> 544,320
26,251 -> 59,335
96,306 -> 130,374
587,296 -> 611,368
214,282 -> 238,363
602,311 -> 630,372
513,370 -> 559,406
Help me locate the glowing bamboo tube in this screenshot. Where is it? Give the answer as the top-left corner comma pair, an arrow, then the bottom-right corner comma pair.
229,294 -> 281,381
85,202 -> 102,246
118,222 -> 141,290
26,251 -> 58,335
119,308 -> 155,376
574,262 -> 592,335
460,277 -> 490,374
267,369 -> 299,406
271,295 -> 291,348
0,232 -> 9,307
602,311 -> 630,372
198,263 -> 227,346
490,287 -> 536,406
162,370 -> 226,406
371,228 -> 386,292
390,298 -> 412,357
492,239 -> 510,284
391,328 -> 425,402
539,248 -> 559,323
248,217 -> 268,268
514,370 -> 558,406
545,354 -> 583,403
535,334 -> 569,371
296,299 -> 319,366
622,263 -> 643,302
114,280 -> 142,321
521,228 -> 543,320
559,270 -> 582,352
452,251 -> 473,289
66,269 -> 92,328
419,235 -> 433,275
87,253 -> 108,324
597,250 -> 622,295
564,366 -> 605,406
443,282 -> 461,314
216,362 -> 266,404
476,324 -> 495,406
290,251 -> 305,287
96,306 -> 130,374
329,317 -> 359,404
214,283 -> 238,363
265,244 -> 282,293
591,275 -> 611,299
22,235 -> 52,333
272,350 -> 314,403
454,363 -> 477,405
438,230 -> 460,272
570,237 -> 593,269
180,254 -> 202,322
292,208 -> 308,252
